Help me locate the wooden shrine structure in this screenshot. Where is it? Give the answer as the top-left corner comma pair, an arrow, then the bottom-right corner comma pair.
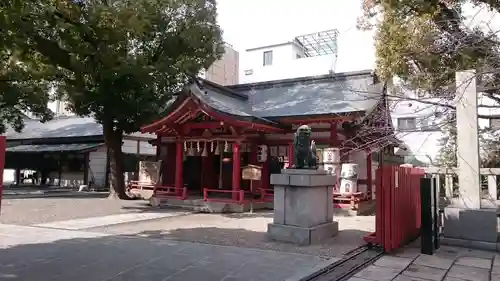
139,70 -> 399,211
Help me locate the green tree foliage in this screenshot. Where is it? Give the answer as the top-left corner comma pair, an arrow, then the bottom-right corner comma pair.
436,112 -> 457,167
359,0 -> 500,96
0,5 -> 53,133
2,0 -> 224,198
359,0 -> 500,166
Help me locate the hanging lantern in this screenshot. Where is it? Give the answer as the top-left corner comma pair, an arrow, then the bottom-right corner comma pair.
214,142 -> 220,155
197,141 -> 201,152
201,142 -> 208,157
224,141 -> 228,153
184,141 -> 187,152
210,141 -> 214,152
188,142 -> 195,156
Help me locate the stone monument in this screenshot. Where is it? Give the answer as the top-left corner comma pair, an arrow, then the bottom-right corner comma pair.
267,125 -> 339,245
443,70 -> 498,245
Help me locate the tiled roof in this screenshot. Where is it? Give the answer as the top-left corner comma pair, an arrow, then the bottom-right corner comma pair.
227,70 -> 384,118
4,116 -> 103,140
6,143 -> 104,153
145,71 -> 385,130
3,116 -> 155,141
190,81 -> 280,126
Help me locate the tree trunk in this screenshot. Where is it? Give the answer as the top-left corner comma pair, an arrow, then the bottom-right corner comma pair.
103,124 -> 130,200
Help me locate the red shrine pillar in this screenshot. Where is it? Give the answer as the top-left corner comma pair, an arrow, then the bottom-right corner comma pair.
287,143 -> 294,168
261,146 -> 270,190
231,142 -> 241,201
174,141 -> 183,196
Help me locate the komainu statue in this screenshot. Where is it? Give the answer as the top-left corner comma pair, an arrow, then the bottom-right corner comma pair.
292,125 -> 318,169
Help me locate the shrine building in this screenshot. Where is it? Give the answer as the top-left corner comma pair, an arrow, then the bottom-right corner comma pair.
139,70 -> 400,212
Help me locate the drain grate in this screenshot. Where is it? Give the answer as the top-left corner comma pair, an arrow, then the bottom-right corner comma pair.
302,246 -> 384,281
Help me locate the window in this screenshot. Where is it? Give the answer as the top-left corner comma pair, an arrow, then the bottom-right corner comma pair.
397,117 -> 417,131
420,117 -> 439,131
491,119 -> 500,130
419,118 -> 428,128
263,51 -> 273,66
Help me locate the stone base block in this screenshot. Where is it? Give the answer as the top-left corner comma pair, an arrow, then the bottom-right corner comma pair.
440,236 -> 499,252
444,207 -> 498,243
267,221 -> 339,246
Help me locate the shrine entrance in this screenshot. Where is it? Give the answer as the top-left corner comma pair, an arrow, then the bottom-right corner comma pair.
183,155 -> 203,195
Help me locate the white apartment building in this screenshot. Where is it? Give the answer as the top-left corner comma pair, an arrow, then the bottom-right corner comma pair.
240,29 -> 339,83
389,82 -> 499,166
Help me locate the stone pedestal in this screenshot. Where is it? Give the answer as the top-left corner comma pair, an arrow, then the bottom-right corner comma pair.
267,169 -> 339,245
444,199 -> 499,243
441,71 -> 499,249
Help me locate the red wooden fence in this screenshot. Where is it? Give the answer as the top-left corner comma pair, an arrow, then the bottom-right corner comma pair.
364,165 -> 425,252
0,136 -> 6,214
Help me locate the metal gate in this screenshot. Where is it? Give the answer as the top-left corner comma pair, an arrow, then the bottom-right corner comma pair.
364,165 -> 425,252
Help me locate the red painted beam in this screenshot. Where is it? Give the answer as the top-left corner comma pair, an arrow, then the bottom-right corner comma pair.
140,97 -> 195,133
182,122 -> 225,131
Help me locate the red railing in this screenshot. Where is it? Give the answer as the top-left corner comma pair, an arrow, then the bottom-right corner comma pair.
127,181 -> 155,191
127,181 -> 188,200
203,188 -> 245,204
254,188 -> 274,203
364,165 -> 424,252
203,188 -> 275,204
153,184 -> 188,200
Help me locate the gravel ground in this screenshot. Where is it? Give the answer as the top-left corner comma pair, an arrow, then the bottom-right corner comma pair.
0,193 -> 156,225
88,212 -> 376,258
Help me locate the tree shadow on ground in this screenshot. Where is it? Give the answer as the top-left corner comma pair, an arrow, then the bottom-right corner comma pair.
0,227 -> 339,281
120,203 -> 194,213
221,211 -> 273,219
1,192 -> 110,200
120,227 -> 370,258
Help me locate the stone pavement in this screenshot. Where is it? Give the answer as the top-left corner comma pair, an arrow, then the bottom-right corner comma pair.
349,244 -> 500,281
35,211 -> 189,230
0,223 -> 333,281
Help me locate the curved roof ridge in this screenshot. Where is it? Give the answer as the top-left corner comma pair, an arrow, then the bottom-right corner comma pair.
228,69 -> 376,90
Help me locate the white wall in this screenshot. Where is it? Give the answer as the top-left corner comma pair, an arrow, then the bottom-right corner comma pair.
88,146 -> 107,187
390,98 -> 445,165
291,44 -> 306,59
241,54 -> 336,83
122,139 -> 138,154
390,90 -> 497,165
121,138 -> 156,156
240,43 -> 338,83
139,141 -> 155,155
3,170 -> 14,184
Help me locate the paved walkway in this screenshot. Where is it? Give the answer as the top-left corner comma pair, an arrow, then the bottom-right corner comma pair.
35,212 -> 189,230
0,223 -> 332,281
349,245 -> 500,281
